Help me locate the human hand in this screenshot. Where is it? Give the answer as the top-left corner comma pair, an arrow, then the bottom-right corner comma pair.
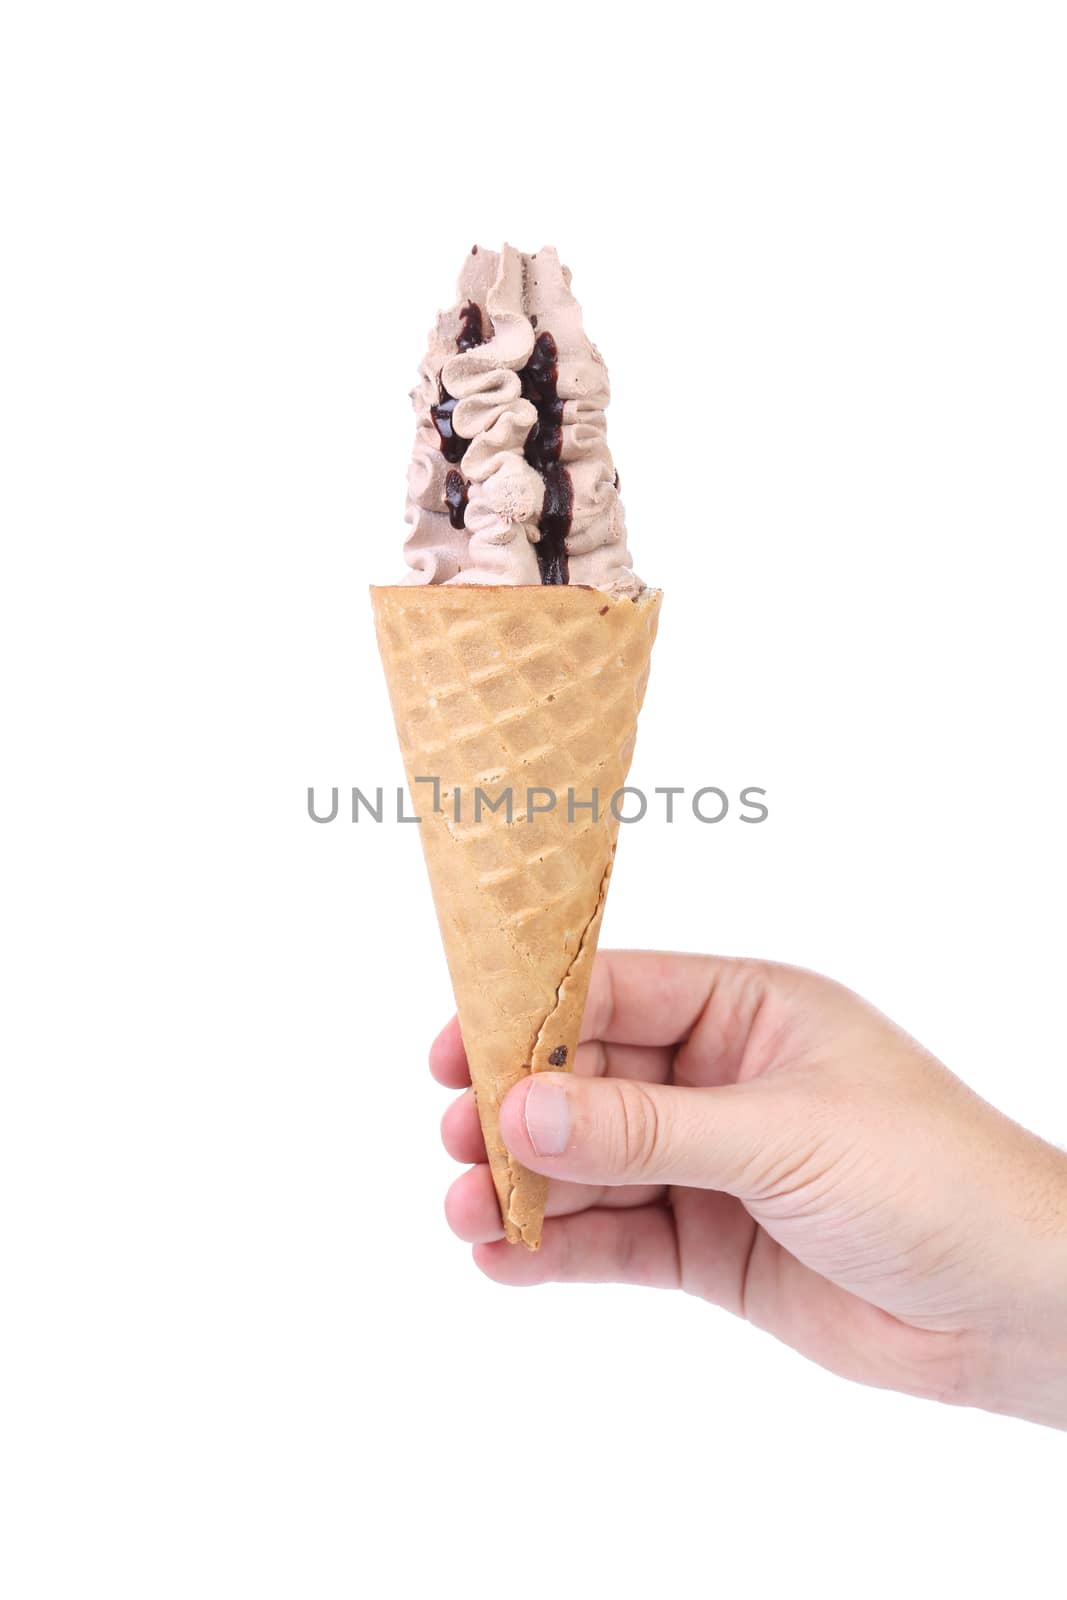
432,951 -> 1067,1429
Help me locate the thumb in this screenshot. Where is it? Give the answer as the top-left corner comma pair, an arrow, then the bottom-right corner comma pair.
499,1071 -> 786,1194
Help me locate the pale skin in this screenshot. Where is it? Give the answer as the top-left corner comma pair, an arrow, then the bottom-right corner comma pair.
432,951 -> 1067,1430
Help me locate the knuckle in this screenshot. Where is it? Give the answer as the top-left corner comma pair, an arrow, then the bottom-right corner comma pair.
610,1081 -> 666,1178
735,1082 -> 845,1207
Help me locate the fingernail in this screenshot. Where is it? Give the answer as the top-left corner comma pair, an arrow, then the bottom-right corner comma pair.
523,1076 -> 570,1156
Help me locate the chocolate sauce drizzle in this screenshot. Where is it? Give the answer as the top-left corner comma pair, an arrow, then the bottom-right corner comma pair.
431,302 -> 485,503
444,469 -> 468,530
519,331 -> 572,585
429,393 -> 465,463
456,302 -> 484,352
430,302 -> 574,583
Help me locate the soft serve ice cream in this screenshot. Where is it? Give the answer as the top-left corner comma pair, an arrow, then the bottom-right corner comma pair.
403,244 -> 644,596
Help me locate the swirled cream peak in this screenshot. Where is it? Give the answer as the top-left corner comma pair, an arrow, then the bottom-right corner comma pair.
402,245 -> 643,595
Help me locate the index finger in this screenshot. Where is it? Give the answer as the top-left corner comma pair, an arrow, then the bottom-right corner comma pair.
428,1014 -> 470,1087
580,949 -> 752,1048
430,949 -> 754,1085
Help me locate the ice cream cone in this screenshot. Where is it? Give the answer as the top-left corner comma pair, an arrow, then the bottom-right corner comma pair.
371,582 -> 661,1247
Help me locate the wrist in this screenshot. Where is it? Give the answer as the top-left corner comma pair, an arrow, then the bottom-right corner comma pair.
962,1157 -> 1067,1429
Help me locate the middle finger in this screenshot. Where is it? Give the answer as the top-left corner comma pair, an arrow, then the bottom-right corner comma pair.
445,1162 -> 665,1245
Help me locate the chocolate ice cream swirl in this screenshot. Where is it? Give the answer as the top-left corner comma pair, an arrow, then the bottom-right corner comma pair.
401,244 -> 643,595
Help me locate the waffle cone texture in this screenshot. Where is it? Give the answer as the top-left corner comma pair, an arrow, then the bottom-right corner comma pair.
371,584 -> 661,1247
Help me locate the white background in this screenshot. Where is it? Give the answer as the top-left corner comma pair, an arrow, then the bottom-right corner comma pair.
2,2 -> 1065,1595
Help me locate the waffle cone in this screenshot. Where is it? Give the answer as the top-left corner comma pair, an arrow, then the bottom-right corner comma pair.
371,583 -> 661,1247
